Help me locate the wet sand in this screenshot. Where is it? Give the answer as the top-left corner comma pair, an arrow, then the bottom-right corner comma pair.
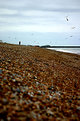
0,42 -> 80,121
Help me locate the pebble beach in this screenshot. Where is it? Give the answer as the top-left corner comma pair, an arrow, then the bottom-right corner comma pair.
0,42 -> 80,121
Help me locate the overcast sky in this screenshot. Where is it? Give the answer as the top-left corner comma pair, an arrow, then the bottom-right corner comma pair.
0,0 -> 80,45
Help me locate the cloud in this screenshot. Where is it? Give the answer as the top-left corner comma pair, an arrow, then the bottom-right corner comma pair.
0,0 -> 80,33
0,8 -> 18,15
0,24 -> 72,32
0,0 -> 80,11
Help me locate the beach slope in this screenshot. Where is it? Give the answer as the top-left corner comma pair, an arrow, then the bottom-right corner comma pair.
0,43 -> 80,121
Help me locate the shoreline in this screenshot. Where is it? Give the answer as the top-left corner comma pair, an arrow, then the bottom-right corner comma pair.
47,47 -> 80,55
0,43 -> 80,121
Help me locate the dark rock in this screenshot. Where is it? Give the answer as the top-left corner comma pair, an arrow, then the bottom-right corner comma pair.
37,93 -> 41,96
3,78 -> 7,81
16,88 -> 21,93
48,87 -> 52,90
0,69 -> 2,74
0,59 -> 2,62
68,99 -> 72,103
0,76 -> 2,79
46,98 -> 50,101
48,86 -> 54,91
0,111 -> 7,121
7,60 -> 11,63
0,85 -> 3,92
78,98 -> 80,100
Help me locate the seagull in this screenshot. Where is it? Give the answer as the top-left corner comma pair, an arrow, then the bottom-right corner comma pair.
66,16 -> 69,21
71,27 -> 75,29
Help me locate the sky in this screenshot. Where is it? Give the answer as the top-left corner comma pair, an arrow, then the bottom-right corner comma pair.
0,0 -> 80,46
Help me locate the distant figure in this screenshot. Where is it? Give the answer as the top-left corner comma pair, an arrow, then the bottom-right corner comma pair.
19,41 -> 21,45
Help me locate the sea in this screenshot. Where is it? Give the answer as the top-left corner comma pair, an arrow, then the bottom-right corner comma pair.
47,48 -> 80,55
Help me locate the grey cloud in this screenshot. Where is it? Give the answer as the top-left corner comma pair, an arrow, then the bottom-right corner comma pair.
0,0 -> 80,12
0,0 -> 80,32
43,8 -> 80,13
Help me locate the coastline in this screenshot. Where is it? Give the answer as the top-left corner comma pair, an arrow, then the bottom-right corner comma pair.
0,43 -> 80,121
47,48 -> 80,55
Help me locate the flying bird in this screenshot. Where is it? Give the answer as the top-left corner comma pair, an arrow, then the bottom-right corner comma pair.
71,27 -> 75,29
66,16 -> 69,21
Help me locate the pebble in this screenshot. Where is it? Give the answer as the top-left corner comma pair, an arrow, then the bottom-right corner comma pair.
0,87 -> 3,92
36,82 -> 40,85
0,43 -> 80,121
77,106 -> 80,110
12,79 -> 16,82
68,99 -> 72,103
16,78 -> 22,82
48,86 -> 54,90
0,69 -> 2,74
3,78 -> 7,81
2,98 -> 8,105
7,117 -> 11,121
46,109 -> 53,115
37,90 -> 41,93
16,88 -> 21,93
0,76 -> 2,79
10,93 -> 17,99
